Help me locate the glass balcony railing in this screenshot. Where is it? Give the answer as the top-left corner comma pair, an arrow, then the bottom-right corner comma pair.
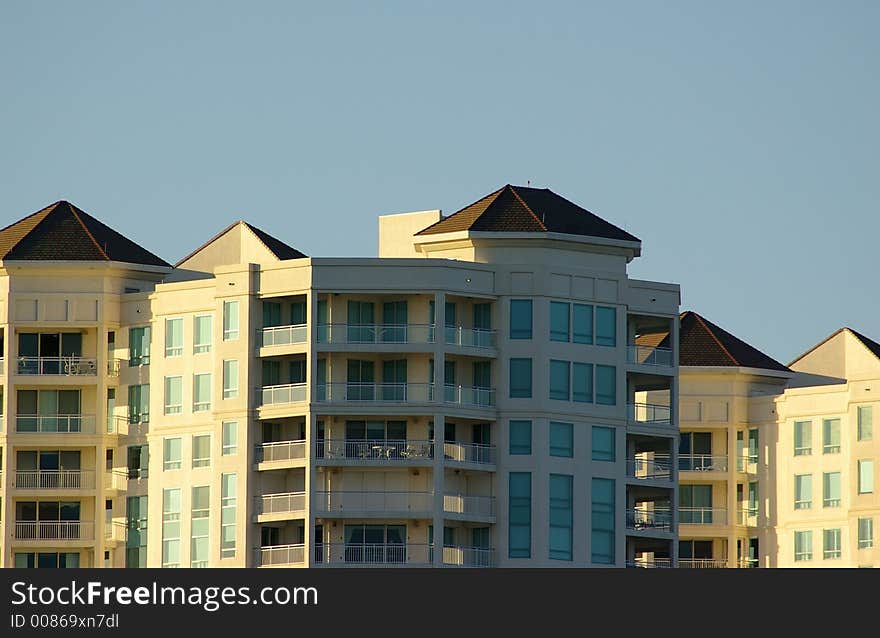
626,345 -> 673,367
17,356 -> 98,376
15,414 -> 96,434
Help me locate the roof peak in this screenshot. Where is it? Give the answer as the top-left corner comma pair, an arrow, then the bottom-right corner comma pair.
678,309 -> 790,372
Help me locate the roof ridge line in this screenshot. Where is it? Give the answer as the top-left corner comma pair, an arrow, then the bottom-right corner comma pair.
68,204 -> 110,260
242,221 -> 279,258
508,185 -> 547,231
693,313 -> 740,366
844,327 -> 880,363
414,185 -> 506,235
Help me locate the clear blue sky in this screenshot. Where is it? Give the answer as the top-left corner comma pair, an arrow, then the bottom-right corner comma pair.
1,1 -> 877,363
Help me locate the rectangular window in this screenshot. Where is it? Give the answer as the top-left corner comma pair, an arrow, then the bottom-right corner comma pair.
549,360 -> 570,400
794,474 -> 812,510
222,421 -> 238,456
223,300 -> 239,341
192,434 -> 211,469
163,437 -> 181,471
508,473 -> 531,558
127,384 -> 149,424
794,420 -> 811,456
550,302 -> 570,342
509,300 -> 533,340
549,422 -> 573,458
595,365 -> 616,405
221,473 -> 237,559
859,459 -> 874,494
509,358 -> 532,398
572,303 -> 593,344
161,488 -> 181,568
591,478 -> 615,564
858,517 -> 874,549
164,376 -> 182,415
592,426 -> 615,462
572,362 -> 593,403
128,326 -> 151,366
194,315 -> 212,354
858,406 -> 873,441
748,428 -> 759,463
191,486 -> 210,568
549,474 -> 573,561
509,420 -> 532,455
165,318 -> 183,357
823,418 -> 840,454
823,528 -> 841,559
193,373 -> 212,412
595,306 -> 616,347
222,360 -> 238,399
823,471 -> 841,507
794,530 -> 812,562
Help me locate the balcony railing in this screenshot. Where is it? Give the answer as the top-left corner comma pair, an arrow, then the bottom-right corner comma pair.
317,324 -> 434,345
736,507 -> 758,526
256,440 -> 307,463
317,439 -> 434,462
14,470 -> 96,489
17,356 -> 98,376
257,491 -> 307,516
680,507 -> 728,525
443,494 -> 496,518
107,358 -> 124,377
105,520 -> 128,542
14,521 -> 95,541
315,543 -> 432,566
317,382 -> 432,403
679,559 -> 727,568
15,414 -> 96,434
261,383 -> 308,406
104,470 -> 128,491
626,508 -> 673,532
737,558 -> 759,569
313,491 -> 433,514
679,454 -> 729,472
108,416 -> 148,437
627,403 -> 672,425
442,546 -> 495,567
627,558 -> 673,568
444,326 -> 496,349
627,345 -> 673,367
261,324 -> 308,348
626,455 -> 672,480
258,544 -> 306,567
442,385 -> 495,408
443,441 -> 495,465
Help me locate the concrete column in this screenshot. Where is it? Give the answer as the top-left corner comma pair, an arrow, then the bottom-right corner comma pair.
431,291 -> 446,567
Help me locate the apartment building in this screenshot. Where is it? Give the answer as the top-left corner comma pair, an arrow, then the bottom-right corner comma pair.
0,185 -> 681,568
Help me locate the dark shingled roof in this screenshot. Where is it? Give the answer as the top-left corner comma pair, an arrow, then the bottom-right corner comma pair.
415,184 -> 640,242
244,222 -> 307,260
678,311 -> 790,372
0,200 -> 170,267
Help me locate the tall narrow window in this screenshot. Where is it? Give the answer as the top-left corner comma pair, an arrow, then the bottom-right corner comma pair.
794,474 -> 812,509
823,471 -> 841,507
549,422 -> 573,458
595,365 -> 616,405
550,302 -> 570,342
191,486 -> 210,568
509,420 -> 532,455
549,474 -> 573,561
572,304 -> 593,344
222,421 -> 238,456
823,528 -> 841,559
194,315 -> 212,354
748,428 -> 759,463
508,473 -> 531,558
162,488 -> 181,568
222,360 -> 239,399
794,530 -> 812,562
549,360 -> 570,401
858,518 -> 874,549
163,438 -> 181,471
572,362 -> 593,403
858,406 -> 873,441
592,426 -> 615,462
193,373 -> 212,412
128,326 -> 151,366
127,385 -> 149,424
164,376 -> 182,415
192,434 -> 211,469
223,300 -> 239,341
794,420 -> 811,456
859,459 -> 874,494
509,358 -> 532,398
221,473 -> 237,559
165,318 -> 183,357
591,478 -> 615,564
822,418 -> 840,454
509,300 -> 533,340
595,306 -> 616,347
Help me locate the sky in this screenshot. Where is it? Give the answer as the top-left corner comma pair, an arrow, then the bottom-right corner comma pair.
1,1 -> 878,364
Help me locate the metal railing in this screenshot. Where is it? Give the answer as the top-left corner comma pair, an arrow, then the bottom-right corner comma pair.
256,440 -> 307,463
14,470 -> 96,489
626,345 -> 673,367
442,546 -> 495,567
680,507 -> 728,525
736,507 -> 758,526
256,492 -> 307,516
443,494 -> 496,518
317,324 -> 435,345
626,455 -> 672,480
105,520 -> 128,542
15,414 -> 96,434
737,558 -> 759,569
679,559 -> 727,568
106,358 -> 124,377
17,356 -> 98,376
261,324 -> 308,347
316,439 -> 434,462
14,521 -> 95,541
627,558 -> 673,568
109,416 -> 148,437
444,326 -> 496,349
679,454 -> 729,472
316,383 -> 432,403
104,470 -> 129,491
258,544 -> 306,567
313,491 -> 433,514
314,543 -> 432,566
261,383 -> 308,405
442,385 -> 495,408
626,508 -> 673,532
443,441 -> 496,465
627,403 -> 672,425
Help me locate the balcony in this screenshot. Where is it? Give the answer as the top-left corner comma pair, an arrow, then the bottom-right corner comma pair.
104,470 -> 128,492
443,441 -> 496,466
104,520 -> 128,543
680,507 -> 728,525
16,356 -> 98,376
627,558 -> 673,568
108,416 -> 148,437
318,382 -> 430,404
15,414 -> 96,434
736,507 -> 758,527
106,358 -> 124,377
314,543 -> 432,567
626,508 -> 673,533
443,494 -> 496,521
626,345 -> 673,367
261,324 -> 308,348
313,491 -> 432,516
14,470 -> 96,490
626,456 -> 672,481
316,439 -> 434,463
256,440 -> 307,465
258,544 -> 306,567
679,455 -> 729,473
256,492 -> 307,520
13,521 -> 95,541
318,324 -> 434,346
442,385 -> 495,409
443,326 -> 496,349
679,559 -> 727,568
261,383 -> 308,406
627,403 -> 671,426
442,546 -> 495,568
